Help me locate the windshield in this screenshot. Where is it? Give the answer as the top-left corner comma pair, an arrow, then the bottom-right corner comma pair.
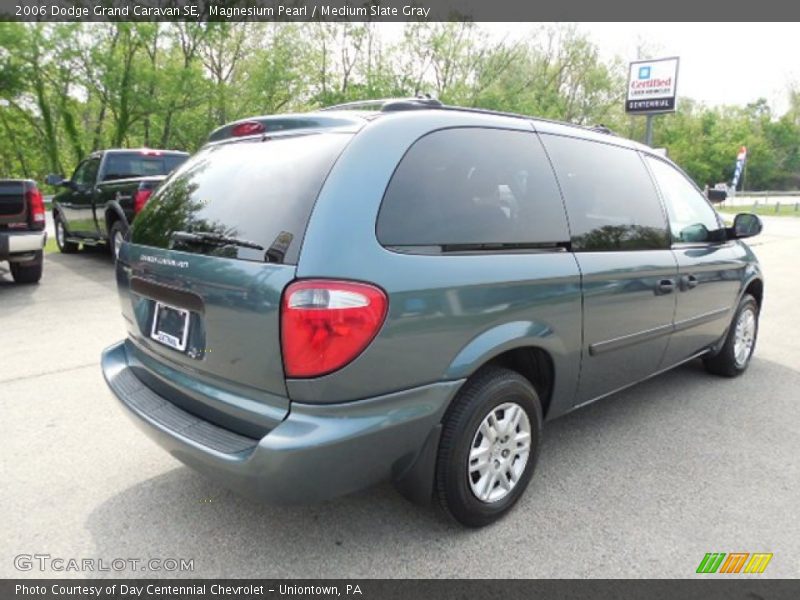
131,133 -> 352,264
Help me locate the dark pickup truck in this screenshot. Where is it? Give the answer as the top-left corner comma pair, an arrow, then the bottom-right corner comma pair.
0,179 -> 46,283
48,149 -> 188,260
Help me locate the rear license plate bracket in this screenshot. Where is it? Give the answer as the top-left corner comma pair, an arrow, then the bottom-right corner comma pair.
150,302 -> 190,352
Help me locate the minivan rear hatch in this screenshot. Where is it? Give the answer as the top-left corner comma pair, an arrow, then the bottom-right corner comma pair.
119,132 -> 353,434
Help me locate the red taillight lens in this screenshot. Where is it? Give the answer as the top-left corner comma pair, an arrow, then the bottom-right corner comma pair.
231,121 -> 265,137
281,280 -> 388,378
26,187 -> 45,229
133,189 -> 153,215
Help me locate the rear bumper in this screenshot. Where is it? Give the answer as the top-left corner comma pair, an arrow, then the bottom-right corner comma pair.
101,340 -> 461,504
0,230 -> 46,260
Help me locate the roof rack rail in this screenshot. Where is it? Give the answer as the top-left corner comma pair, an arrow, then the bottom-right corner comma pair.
587,124 -> 618,136
318,98 -> 623,140
320,95 -> 443,112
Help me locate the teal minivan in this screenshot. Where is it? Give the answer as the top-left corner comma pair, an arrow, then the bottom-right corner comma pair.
102,98 -> 763,527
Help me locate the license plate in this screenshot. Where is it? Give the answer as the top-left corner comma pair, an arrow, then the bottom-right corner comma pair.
150,302 -> 190,352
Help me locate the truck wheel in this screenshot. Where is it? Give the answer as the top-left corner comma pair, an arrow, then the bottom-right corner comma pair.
10,251 -> 43,284
109,220 -> 126,263
54,213 -> 78,254
435,366 -> 542,527
703,294 -> 759,377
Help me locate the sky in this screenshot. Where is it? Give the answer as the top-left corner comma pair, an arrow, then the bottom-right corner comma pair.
581,23 -> 796,113
480,23 -> 798,114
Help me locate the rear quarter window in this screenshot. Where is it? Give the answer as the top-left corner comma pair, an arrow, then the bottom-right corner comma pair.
376,127 -> 569,250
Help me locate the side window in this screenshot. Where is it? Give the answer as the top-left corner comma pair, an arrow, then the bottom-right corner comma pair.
376,128 -> 568,248
71,161 -> 89,186
645,157 -> 721,243
72,158 -> 100,188
542,135 -> 669,251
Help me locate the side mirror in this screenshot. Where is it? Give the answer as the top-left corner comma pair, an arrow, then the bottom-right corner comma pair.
45,173 -> 67,187
678,223 -> 711,243
706,188 -> 727,203
733,213 -> 762,238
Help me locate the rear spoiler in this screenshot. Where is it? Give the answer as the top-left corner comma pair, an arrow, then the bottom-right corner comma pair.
206,114 -> 366,143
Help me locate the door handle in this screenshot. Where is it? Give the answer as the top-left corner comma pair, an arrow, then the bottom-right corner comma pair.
681,274 -> 699,290
656,279 -> 675,295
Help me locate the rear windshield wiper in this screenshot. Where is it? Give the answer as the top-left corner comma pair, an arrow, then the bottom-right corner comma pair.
171,230 -> 264,251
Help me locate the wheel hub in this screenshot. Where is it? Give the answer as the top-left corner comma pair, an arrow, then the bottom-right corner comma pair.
468,402 -> 532,503
113,230 -> 122,259
733,307 -> 756,368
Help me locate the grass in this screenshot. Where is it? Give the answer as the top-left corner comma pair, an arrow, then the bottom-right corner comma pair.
716,203 -> 800,217
43,236 -> 59,254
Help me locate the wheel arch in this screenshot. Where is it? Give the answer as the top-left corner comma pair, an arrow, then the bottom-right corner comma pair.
743,277 -> 764,312
104,202 -> 129,238
444,321 -> 563,421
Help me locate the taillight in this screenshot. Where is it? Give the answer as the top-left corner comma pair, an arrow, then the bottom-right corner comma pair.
281,280 -> 388,378
26,187 -> 45,229
133,188 -> 153,215
231,121 -> 265,137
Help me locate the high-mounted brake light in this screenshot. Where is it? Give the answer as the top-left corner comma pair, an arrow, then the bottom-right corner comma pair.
26,186 -> 45,229
281,280 -> 388,378
133,188 -> 153,215
231,121 -> 265,137
140,149 -> 163,156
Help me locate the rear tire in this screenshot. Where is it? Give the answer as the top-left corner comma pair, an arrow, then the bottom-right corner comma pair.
10,251 -> 43,284
109,220 -> 126,263
436,366 -> 542,528
703,294 -> 759,377
54,213 -> 78,254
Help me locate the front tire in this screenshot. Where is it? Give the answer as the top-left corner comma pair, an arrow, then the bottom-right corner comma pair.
54,213 -> 78,254
703,294 -> 759,377
436,367 -> 542,527
10,251 -> 43,284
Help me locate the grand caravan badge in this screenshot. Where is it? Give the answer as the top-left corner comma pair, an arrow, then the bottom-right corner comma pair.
139,255 -> 189,269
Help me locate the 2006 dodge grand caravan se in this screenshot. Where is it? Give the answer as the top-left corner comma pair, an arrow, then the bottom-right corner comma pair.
102,97 -> 764,527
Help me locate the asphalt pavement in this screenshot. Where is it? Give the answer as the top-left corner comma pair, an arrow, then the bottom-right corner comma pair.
1,217 -> 798,578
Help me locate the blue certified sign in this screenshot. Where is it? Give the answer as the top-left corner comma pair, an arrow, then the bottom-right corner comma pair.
638,66 -> 651,80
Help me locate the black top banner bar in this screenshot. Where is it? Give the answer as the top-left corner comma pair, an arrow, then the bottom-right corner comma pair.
2,0 -> 800,21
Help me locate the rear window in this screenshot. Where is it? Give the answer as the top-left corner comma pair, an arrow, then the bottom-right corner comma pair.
131,133 -> 352,264
102,153 -> 187,181
376,128 -> 569,250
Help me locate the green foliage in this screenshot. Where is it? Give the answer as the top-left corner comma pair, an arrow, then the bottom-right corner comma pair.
0,22 -> 797,191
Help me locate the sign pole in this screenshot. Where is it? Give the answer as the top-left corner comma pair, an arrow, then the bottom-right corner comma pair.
644,114 -> 654,147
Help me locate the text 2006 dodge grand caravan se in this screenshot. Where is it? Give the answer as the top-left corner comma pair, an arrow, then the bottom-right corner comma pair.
102,98 -> 764,527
